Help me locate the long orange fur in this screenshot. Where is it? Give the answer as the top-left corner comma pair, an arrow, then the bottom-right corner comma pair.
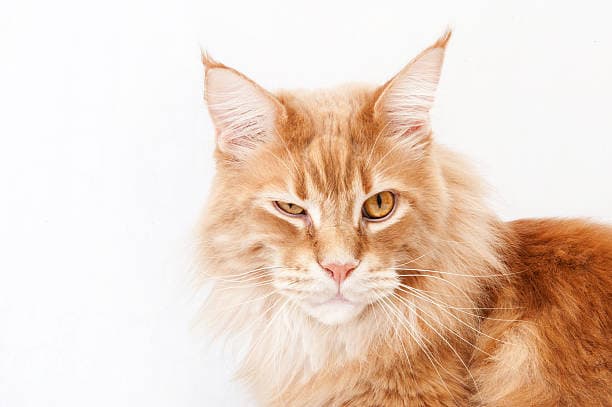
197,31 -> 611,406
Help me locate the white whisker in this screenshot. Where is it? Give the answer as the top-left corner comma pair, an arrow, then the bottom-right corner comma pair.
396,286 -> 511,347
391,293 -> 482,400
393,273 -> 474,301
392,267 -> 506,278
377,296 -> 460,403
398,285 -> 527,323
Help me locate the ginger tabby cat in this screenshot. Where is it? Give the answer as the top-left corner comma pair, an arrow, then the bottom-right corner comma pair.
198,31 -> 611,406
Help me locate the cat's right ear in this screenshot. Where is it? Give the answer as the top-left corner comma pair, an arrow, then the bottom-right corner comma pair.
203,53 -> 285,161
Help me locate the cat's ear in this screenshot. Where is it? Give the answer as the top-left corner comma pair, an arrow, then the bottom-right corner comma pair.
203,53 -> 285,161
373,30 -> 451,150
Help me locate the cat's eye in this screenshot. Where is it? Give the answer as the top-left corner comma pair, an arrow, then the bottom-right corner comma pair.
275,201 -> 306,216
362,191 -> 395,220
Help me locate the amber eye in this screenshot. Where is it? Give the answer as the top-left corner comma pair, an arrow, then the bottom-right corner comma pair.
275,201 -> 306,216
362,191 -> 395,220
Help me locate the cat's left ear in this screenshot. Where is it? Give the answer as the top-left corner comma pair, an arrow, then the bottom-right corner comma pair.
374,29 -> 451,150
203,53 -> 286,161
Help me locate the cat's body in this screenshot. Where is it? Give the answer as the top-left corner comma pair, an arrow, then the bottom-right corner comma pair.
198,31 -> 611,406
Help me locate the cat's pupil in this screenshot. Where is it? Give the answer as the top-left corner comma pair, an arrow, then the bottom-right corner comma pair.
376,193 -> 382,208
289,203 -> 293,209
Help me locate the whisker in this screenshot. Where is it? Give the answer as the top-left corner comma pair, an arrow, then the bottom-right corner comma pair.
397,283 -> 524,310
212,280 -> 277,293
379,294 -> 464,383
404,287 -> 468,300
393,250 -> 435,267
393,273 -> 474,301
216,265 -> 291,279
204,270 -> 270,284
393,290 -> 510,379
377,296 -> 460,403
204,266 -> 300,288
396,287 -> 511,347
209,282 -> 299,314
392,267 -> 508,278
398,285 -> 527,323
391,293 -> 482,400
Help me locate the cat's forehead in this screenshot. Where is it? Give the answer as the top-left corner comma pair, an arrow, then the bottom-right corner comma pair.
275,84 -> 378,200
278,85 -> 376,138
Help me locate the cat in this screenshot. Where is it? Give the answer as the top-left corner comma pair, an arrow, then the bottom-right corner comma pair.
197,30 -> 611,406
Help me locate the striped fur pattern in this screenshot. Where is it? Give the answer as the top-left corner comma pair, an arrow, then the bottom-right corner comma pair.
197,31 -> 611,406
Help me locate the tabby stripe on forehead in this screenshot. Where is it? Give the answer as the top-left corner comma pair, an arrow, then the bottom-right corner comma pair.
358,163 -> 372,195
295,170 -> 307,200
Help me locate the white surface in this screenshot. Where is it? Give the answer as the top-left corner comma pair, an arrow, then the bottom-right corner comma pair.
0,1 -> 610,406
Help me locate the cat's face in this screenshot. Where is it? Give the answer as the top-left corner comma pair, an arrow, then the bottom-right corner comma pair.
234,122 -> 441,325
201,33 -> 452,326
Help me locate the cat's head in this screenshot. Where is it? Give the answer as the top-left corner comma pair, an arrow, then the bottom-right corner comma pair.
201,31 -> 470,326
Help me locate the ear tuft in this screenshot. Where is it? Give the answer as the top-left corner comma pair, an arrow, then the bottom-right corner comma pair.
433,28 -> 452,49
201,50 -> 224,71
374,29 -> 451,150
204,61 -> 284,161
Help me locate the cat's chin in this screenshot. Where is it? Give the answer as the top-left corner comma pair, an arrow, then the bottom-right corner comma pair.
302,299 -> 366,325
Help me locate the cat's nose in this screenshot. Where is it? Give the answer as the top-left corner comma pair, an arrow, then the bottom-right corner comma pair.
320,261 -> 358,285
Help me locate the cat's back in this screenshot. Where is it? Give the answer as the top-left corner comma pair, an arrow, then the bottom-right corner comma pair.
474,218 -> 612,406
511,217 -> 611,267
509,218 -> 611,305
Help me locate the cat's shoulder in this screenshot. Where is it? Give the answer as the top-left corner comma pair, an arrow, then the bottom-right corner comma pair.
502,217 -> 611,310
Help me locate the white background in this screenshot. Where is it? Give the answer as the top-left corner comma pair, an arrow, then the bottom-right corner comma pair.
1,1 -> 610,406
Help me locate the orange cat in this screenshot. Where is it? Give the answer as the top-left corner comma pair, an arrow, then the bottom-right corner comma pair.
198,31 -> 611,406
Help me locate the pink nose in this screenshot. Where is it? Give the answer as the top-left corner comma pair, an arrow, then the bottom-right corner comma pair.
321,262 -> 357,285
